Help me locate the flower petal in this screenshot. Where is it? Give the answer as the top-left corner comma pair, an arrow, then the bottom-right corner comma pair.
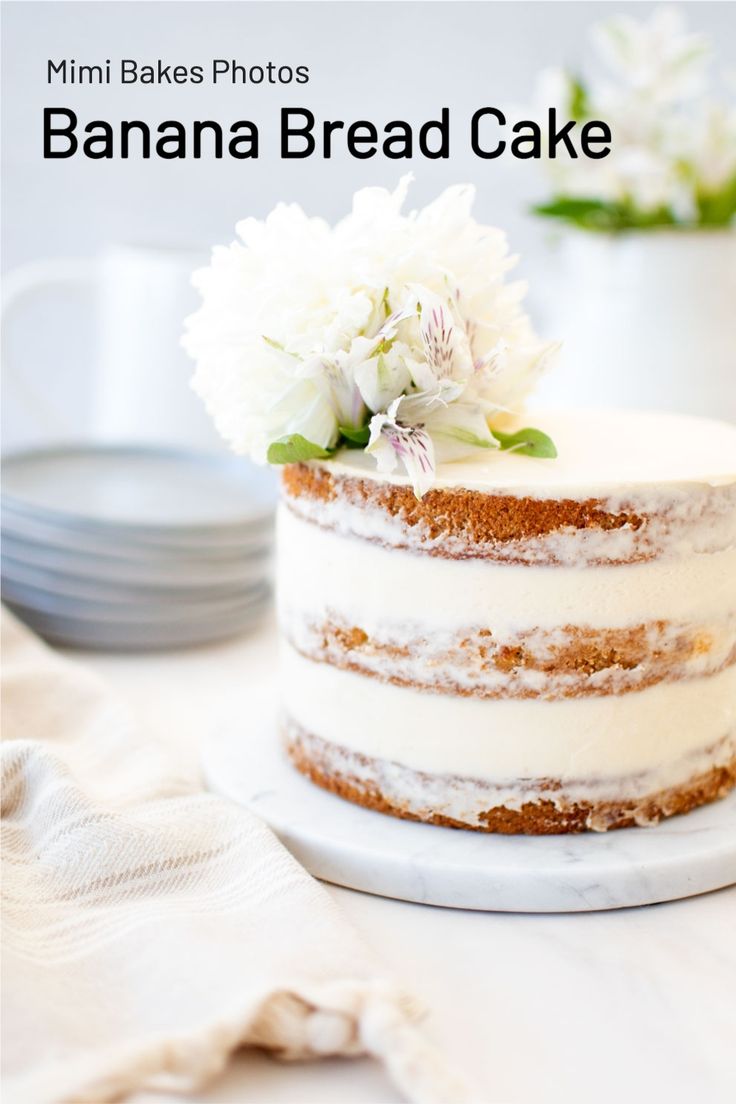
367,413 -> 436,498
355,352 -> 412,413
407,285 -> 475,387
391,379 -> 466,425
424,400 -> 499,462
297,355 -> 365,432
366,413 -> 400,475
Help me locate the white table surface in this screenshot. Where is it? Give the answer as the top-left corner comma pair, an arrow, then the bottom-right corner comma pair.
69,616 -> 736,1104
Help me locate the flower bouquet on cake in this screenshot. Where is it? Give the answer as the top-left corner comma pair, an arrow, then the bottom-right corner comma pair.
183,175 -> 557,498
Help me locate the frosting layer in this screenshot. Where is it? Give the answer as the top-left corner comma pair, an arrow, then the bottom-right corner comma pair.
281,644 -> 736,792
325,409 -> 736,495
278,506 -> 736,631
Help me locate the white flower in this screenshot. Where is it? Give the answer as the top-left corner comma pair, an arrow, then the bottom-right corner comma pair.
183,176 -> 556,496
412,286 -> 475,387
354,347 -> 412,414
532,7 -> 736,226
366,379 -> 500,495
367,402 -> 436,500
593,8 -> 709,106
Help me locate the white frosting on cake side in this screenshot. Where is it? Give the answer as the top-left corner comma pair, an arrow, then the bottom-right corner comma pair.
277,507 -> 736,633
281,644 -> 736,800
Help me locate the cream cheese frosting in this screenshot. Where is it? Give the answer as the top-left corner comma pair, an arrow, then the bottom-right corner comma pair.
277,507 -> 736,632
282,645 -> 736,792
326,408 -> 736,495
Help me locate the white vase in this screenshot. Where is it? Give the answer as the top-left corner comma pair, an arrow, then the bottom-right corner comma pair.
534,229 -> 736,422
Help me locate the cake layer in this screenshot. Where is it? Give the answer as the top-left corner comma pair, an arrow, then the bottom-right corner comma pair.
283,465 -> 736,566
285,613 -> 736,700
281,644 -> 736,790
278,507 -> 736,697
284,721 -> 736,833
281,411 -> 736,566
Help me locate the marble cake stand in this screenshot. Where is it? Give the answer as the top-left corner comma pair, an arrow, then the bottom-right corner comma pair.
202,695 -> 736,913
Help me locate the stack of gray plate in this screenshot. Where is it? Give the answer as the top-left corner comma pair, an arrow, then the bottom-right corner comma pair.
1,445 -> 276,650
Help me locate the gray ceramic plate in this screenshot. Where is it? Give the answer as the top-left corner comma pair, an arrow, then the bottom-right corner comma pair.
7,595 -> 270,651
1,576 -> 271,623
2,444 -> 277,534
1,537 -> 272,590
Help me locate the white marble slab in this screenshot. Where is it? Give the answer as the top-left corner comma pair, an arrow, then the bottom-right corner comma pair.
202,691 -> 736,913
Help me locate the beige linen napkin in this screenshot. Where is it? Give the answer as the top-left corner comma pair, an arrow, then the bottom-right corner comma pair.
1,611 -> 469,1104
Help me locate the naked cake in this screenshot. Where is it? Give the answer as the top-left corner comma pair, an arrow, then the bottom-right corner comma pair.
183,178 -> 736,833
278,409 -> 736,833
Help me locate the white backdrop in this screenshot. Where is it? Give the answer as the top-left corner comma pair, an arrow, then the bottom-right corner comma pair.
2,1 -> 734,450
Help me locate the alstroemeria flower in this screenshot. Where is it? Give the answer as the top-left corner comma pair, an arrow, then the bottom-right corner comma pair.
355,348 -> 412,414
412,286 -> 475,388
367,397 -> 436,499
301,355 -> 366,433
367,381 -> 498,496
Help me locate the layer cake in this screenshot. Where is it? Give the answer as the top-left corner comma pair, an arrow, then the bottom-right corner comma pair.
277,409 -> 736,833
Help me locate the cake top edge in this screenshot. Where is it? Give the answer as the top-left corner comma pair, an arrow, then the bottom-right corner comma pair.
313,408 -> 736,494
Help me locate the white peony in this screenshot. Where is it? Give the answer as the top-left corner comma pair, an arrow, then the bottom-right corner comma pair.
183,176 -> 557,496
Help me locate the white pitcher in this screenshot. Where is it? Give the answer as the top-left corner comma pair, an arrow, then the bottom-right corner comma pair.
2,243 -> 223,451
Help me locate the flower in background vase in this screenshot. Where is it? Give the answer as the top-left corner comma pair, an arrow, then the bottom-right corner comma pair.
183,177 -> 557,497
532,7 -> 736,231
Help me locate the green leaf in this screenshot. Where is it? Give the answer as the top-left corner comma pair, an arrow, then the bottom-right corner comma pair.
531,196 -> 678,232
339,424 -> 371,448
533,196 -> 611,219
697,173 -> 736,227
532,197 -> 624,231
267,434 -> 333,464
491,426 -> 558,459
